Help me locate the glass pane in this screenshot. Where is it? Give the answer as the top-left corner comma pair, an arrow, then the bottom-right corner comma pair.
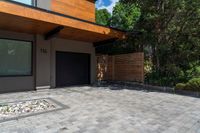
0,39 -> 32,76
11,0 -> 32,5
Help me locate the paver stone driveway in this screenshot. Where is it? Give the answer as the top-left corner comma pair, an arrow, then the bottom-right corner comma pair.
0,86 -> 200,133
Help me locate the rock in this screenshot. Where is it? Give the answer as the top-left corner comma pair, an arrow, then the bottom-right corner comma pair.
0,99 -> 56,118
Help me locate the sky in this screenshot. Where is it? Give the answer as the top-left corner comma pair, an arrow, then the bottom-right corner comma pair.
96,0 -> 119,13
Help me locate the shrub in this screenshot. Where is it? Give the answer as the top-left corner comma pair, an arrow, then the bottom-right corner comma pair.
175,83 -> 186,90
186,64 -> 200,78
185,78 -> 200,92
144,60 -> 153,74
145,65 -> 186,87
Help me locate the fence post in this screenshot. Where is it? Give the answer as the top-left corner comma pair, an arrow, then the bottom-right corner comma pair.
112,56 -> 115,80
141,53 -> 145,83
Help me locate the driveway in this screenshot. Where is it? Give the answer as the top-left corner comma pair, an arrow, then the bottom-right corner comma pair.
0,86 -> 200,133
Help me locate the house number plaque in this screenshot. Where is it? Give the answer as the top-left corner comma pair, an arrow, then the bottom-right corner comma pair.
40,48 -> 48,54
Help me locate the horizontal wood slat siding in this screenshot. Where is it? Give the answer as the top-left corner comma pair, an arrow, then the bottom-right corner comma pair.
0,1 -> 125,42
97,53 -> 144,82
51,0 -> 95,22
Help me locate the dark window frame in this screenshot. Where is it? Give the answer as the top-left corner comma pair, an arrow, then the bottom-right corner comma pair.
32,0 -> 37,7
0,38 -> 33,77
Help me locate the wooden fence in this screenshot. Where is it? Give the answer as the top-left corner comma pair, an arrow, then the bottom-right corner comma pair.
97,53 -> 144,82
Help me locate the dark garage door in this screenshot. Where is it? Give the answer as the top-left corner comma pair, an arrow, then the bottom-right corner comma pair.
56,51 -> 90,87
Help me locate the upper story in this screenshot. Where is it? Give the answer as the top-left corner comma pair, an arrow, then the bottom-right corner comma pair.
0,0 -> 125,43
12,0 -> 96,22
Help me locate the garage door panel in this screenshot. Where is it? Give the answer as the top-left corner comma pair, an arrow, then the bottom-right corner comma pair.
56,51 -> 90,87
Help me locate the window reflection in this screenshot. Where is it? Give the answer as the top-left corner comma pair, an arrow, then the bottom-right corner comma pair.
11,0 -> 33,5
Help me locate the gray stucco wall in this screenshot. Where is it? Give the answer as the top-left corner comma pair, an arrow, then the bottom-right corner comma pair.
36,0 -> 51,10
0,30 -> 35,93
36,36 -> 96,89
35,35 -> 51,89
0,30 -> 96,92
50,38 -> 96,88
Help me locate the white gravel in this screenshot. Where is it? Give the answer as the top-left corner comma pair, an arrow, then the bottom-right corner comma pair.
0,99 -> 55,117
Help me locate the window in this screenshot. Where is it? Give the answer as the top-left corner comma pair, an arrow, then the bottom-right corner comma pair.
11,0 -> 33,6
0,39 -> 32,76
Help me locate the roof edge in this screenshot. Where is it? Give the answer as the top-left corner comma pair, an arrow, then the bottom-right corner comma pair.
1,0 -> 127,33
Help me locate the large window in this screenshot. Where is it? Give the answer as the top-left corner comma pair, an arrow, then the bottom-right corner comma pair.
11,0 -> 33,5
0,39 -> 32,76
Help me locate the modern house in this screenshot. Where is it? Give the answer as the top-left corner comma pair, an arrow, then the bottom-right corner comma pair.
0,0 -> 126,93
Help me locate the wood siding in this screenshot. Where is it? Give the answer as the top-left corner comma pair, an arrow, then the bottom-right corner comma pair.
97,53 -> 144,82
0,1 -> 125,42
51,0 -> 95,22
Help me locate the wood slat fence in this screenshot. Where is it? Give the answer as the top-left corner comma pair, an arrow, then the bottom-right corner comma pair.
97,53 -> 144,82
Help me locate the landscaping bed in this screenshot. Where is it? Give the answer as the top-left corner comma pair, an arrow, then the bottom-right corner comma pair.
0,99 -> 59,122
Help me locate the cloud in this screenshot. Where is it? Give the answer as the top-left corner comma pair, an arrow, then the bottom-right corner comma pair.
96,0 -> 119,13
96,0 -> 105,8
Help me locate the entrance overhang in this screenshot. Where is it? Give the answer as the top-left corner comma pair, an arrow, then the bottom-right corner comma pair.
0,1 -> 126,42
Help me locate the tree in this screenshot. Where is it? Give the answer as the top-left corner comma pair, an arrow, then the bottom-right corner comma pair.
111,2 -> 141,31
96,2 -> 142,55
95,9 -> 111,26
120,0 -> 200,86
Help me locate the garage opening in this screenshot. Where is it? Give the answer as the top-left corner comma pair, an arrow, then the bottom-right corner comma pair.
56,51 -> 90,87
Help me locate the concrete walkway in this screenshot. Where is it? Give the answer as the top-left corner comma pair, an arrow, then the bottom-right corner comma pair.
0,86 -> 200,133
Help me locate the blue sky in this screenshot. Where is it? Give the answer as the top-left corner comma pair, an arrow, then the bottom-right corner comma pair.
96,0 -> 119,13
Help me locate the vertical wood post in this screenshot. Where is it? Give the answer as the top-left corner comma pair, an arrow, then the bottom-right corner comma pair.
112,56 -> 115,80
141,53 -> 144,83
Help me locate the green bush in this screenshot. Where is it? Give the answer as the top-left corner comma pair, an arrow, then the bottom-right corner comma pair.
185,78 -> 200,92
175,83 -> 186,90
145,64 -> 186,87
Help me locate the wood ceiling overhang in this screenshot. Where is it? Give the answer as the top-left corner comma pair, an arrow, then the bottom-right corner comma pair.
0,1 -> 126,43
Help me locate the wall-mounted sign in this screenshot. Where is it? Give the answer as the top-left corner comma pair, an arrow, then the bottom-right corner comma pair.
40,48 -> 48,54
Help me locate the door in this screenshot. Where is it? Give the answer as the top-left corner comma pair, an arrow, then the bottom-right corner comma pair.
56,51 -> 90,87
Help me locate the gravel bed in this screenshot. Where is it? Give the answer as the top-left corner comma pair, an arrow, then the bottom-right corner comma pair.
0,99 -> 56,118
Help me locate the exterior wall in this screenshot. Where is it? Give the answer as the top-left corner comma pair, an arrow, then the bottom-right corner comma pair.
0,1 -> 125,43
36,0 -> 51,10
50,38 -> 96,88
37,0 -> 95,22
35,35 -> 51,89
51,0 -> 95,22
36,36 -> 96,89
0,30 -> 96,92
0,30 -> 35,93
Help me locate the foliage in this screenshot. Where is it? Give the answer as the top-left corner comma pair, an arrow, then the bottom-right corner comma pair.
95,0 -> 200,87
95,37 -> 143,55
175,78 -> 200,92
95,9 -> 111,26
110,2 -> 141,31
144,60 -> 153,74
120,0 -> 200,86
175,83 -> 186,90
95,2 -> 141,54
185,78 -> 200,91
145,67 -> 185,87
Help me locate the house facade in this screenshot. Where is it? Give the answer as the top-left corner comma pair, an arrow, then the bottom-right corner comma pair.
0,0 -> 125,93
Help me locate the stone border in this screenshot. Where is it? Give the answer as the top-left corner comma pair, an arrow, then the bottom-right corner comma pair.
95,81 -> 200,98
0,98 -> 69,123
